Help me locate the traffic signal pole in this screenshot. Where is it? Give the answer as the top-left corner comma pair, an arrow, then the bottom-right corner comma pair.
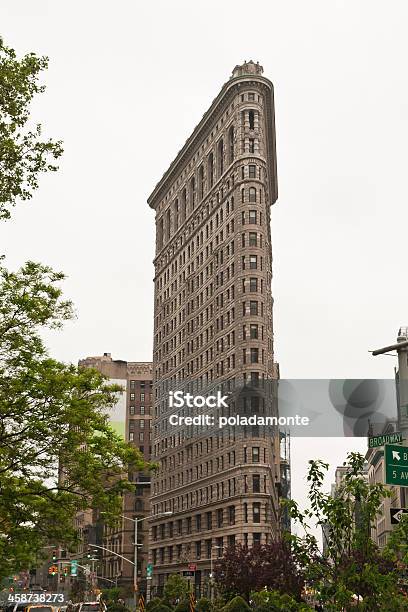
372,329 -> 408,506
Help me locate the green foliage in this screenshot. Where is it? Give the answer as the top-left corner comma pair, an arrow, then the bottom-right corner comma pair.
174,599 -> 190,612
145,598 -> 163,612
0,259 -> 150,577
101,587 -> 122,605
284,452 -> 407,611
0,37 -> 63,220
221,596 -> 250,612
150,605 -> 172,612
162,574 -> 190,605
195,597 -> 213,612
251,590 -> 312,611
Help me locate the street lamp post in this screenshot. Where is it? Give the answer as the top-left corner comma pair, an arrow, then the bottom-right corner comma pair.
120,512 -> 172,611
209,546 -> 221,601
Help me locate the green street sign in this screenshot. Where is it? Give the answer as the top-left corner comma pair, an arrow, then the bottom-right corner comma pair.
369,432 -> 403,448
70,560 -> 78,577
146,563 -> 153,579
385,444 -> 408,485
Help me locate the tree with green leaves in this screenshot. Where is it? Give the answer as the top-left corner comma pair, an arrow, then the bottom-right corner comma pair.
285,452 -> 408,610
0,36 -> 150,578
0,259 -> 148,577
162,574 -> 190,606
0,37 -> 63,220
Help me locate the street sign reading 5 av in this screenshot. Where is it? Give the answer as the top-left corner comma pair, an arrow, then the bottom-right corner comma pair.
385,444 -> 408,486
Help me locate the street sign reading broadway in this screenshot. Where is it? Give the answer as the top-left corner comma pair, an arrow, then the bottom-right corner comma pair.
369,432 -> 403,448
385,444 -> 408,485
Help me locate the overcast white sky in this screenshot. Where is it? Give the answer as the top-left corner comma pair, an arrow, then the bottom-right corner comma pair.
2,0 -> 407,537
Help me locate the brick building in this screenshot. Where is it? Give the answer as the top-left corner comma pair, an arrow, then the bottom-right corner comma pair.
147,61 -> 281,596
78,354 -> 153,593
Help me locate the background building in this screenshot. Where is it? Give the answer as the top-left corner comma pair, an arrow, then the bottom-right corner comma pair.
147,61 -> 281,597
77,354 -> 153,594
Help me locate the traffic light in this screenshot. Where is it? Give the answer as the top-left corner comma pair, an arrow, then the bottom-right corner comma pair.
52,551 -> 58,562
48,565 -> 58,576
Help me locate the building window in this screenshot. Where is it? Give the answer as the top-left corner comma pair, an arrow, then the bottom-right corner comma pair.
249,255 -> 257,269
249,165 -> 256,178
228,506 -> 235,525
208,153 -> 214,188
249,138 -> 255,153
243,502 -> 248,523
217,508 -> 223,528
196,514 -> 201,532
250,324 -> 258,339
168,546 -> 173,562
248,93 -> 255,101
140,419 -> 145,428
130,393 -> 135,401
129,432 -> 134,442
140,406 -> 145,415
253,503 -> 261,523
206,512 -> 212,530
249,232 -> 257,246
228,125 -> 234,163
216,537 -> 223,556
249,210 -> 257,224
195,541 -> 201,559
253,532 -> 261,546
249,278 -> 258,292
253,474 -> 260,493
130,405 -> 135,415
139,432 -> 144,442
228,534 -> 236,548
249,301 -> 258,315
252,447 -> 260,462
187,517 -> 192,534
191,176 -> 196,209
249,110 -> 255,130
218,139 -> 224,176
199,165 -> 204,200
250,348 -> 259,363
249,187 -> 256,202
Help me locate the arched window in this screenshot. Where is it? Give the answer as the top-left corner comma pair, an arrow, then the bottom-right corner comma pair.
208,153 -> 214,188
228,125 -> 234,163
249,110 -> 255,130
218,139 -> 224,176
249,187 -> 257,202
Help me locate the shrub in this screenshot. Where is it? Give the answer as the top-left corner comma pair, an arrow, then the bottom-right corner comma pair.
222,596 -> 250,612
196,597 -> 213,612
174,599 -> 190,612
146,599 -> 163,612
150,605 -> 172,612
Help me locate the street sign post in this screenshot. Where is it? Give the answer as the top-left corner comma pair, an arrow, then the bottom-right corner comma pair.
390,508 -> 408,524
385,444 -> 408,486
146,563 -> 153,579
188,564 -> 197,571
369,432 -> 403,448
70,560 -> 78,577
